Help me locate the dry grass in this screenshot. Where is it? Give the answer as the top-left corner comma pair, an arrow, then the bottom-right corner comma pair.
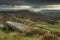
0,30 -> 42,40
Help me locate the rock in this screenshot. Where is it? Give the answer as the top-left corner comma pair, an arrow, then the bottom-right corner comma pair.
6,21 -> 32,32
0,24 -> 4,29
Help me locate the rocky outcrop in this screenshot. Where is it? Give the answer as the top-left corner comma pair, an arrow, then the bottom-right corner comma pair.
6,21 -> 33,32
0,24 -> 4,29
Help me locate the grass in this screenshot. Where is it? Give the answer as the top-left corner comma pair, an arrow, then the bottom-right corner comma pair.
14,16 -> 60,32
0,29 -> 42,40
35,22 -> 60,32
0,15 -> 60,40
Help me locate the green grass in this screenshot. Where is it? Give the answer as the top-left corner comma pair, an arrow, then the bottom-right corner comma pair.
0,16 -> 60,40
14,16 -> 60,32
0,30 -> 42,40
35,22 -> 60,32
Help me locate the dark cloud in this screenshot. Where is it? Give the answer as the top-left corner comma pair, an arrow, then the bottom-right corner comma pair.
0,0 -> 60,5
26,0 -> 60,5
0,0 -> 26,5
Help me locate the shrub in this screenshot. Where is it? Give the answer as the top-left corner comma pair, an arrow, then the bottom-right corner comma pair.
47,20 -> 59,25
42,31 -> 58,40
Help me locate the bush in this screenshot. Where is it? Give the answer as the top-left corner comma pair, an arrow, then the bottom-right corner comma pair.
47,20 -> 59,25
42,31 -> 58,40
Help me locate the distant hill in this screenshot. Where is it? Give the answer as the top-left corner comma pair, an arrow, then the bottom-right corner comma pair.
39,10 -> 60,17
0,10 -> 57,22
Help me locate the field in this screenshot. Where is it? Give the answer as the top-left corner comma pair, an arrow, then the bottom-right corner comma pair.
0,11 -> 60,40
0,30 -> 42,40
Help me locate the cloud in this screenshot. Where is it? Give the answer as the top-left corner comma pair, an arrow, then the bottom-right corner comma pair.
0,0 -> 60,12
0,0 -> 60,5
25,0 -> 60,5
27,5 -> 60,13
0,5 -> 32,11
0,0 -> 26,5
0,5 -> 60,12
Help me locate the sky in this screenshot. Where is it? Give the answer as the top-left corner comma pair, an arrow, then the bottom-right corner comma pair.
0,0 -> 60,12
0,0 -> 60,17
0,0 -> 60,5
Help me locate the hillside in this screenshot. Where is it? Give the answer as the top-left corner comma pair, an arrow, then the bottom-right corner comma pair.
0,10 -> 57,22
40,10 -> 60,17
0,10 -> 60,40
0,10 -> 59,32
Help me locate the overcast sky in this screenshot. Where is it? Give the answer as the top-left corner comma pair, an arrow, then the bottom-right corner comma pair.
0,0 -> 60,12
0,0 -> 60,5
0,0 -> 60,17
